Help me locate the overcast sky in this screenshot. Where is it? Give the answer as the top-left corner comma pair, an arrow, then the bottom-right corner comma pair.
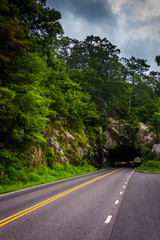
47,0 -> 160,72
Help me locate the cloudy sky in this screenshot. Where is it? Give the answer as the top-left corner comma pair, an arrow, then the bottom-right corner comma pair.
47,0 -> 160,72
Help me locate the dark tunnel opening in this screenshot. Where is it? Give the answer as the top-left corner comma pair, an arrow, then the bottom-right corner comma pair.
109,145 -> 140,167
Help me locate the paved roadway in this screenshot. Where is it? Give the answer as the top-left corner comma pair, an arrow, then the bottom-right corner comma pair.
0,168 -> 133,240
110,171 -> 160,240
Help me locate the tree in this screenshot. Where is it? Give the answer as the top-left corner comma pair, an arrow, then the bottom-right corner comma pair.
155,56 -> 160,66
7,0 -> 63,44
0,53 -> 51,152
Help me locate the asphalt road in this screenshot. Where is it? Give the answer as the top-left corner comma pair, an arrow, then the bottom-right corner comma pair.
0,167 -> 133,240
110,171 -> 160,240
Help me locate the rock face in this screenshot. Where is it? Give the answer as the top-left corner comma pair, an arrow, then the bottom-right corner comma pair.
103,119 -> 157,164
63,130 -> 76,144
151,144 -> 160,158
136,123 -> 156,146
31,118 -> 157,167
105,118 -> 130,149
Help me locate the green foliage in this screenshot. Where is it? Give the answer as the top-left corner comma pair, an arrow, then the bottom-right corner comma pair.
126,110 -> 140,131
27,172 -> 41,182
45,148 -> 55,167
141,144 -> 152,161
137,160 -> 160,173
0,149 -> 19,168
97,134 -> 106,147
151,112 -> 160,140
0,163 -> 97,194
52,163 -> 65,172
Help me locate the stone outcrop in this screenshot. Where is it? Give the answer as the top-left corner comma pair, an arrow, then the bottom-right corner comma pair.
102,119 -> 157,164
31,118 -> 157,167
105,119 -> 156,149
44,128 -> 92,166
151,144 -> 160,158
63,130 -> 76,144
136,123 -> 156,146
105,118 -> 130,149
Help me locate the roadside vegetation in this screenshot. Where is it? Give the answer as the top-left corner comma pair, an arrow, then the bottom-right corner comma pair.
136,158 -> 160,173
0,162 -> 97,195
136,146 -> 160,173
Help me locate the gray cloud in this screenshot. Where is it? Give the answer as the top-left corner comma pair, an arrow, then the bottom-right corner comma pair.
47,0 -> 160,72
47,0 -> 118,24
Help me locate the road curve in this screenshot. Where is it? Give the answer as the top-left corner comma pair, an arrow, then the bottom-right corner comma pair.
0,168 -> 134,240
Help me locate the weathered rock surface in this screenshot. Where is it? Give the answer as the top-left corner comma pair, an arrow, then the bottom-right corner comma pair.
103,119 -> 157,164
63,130 -> 76,144
31,119 -> 157,167
105,118 -> 130,149
136,123 -> 156,146
151,144 -> 160,158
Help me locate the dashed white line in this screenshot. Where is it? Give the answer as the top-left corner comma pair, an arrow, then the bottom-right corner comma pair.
105,215 -> 112,224
105,171 -> 135,225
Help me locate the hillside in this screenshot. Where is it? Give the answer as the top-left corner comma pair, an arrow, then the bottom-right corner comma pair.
0,0 -> 160,191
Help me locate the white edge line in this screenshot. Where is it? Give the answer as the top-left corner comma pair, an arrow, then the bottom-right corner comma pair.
105,215 -> 112,224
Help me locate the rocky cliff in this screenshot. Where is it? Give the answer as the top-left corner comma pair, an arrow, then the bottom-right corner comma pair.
31,119 -> 158,167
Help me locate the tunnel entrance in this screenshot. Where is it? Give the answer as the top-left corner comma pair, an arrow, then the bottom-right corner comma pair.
109,145 -> 140,167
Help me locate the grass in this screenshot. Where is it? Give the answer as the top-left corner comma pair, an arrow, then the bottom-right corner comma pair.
136,160 -> 160,173
0,162 -> 97,195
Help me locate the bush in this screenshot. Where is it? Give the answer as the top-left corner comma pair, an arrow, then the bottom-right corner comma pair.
153,156 -> 160,161
64,162 -> 72,169
16,170 -> 28,183
37,165 -> 49,175
142,145 -> 152,161
0,164 -> 5,176
52,163 -> 64,172
0,150 -> 19,167
3,167 -> 28,183
45,148 -> 55,167
136,160 -> 160,173
48,169 -> 56,176
27,172 -> 41,182
145,161 -> 160,169
5,167 -> 19,182
1,175 -> 11,185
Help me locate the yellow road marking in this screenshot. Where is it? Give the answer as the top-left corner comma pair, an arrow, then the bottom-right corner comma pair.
0,168 -> 121,227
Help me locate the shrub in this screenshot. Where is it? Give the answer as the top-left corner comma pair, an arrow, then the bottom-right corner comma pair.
64,162 -> 72,169
142,144 -> 152,161
28,172 -> 41,182
48,169 -> 56,176
145,161 -> 160,169
37,165 -> 49,175
45,148 -> 55,167
0,164 -> 5,177
52,163 -> 64,172
4,167 -> 28,183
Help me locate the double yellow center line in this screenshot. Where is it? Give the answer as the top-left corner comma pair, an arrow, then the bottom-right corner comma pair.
0,168 -> 121,227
